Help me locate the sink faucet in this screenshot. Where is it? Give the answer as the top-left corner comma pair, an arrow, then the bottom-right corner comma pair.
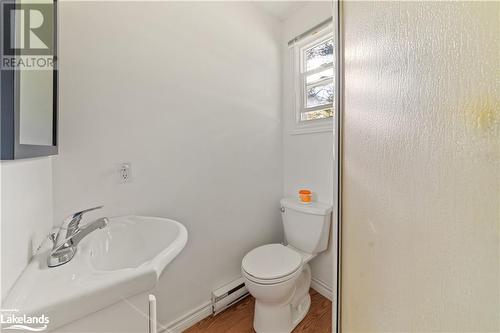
47,206 -> 108,267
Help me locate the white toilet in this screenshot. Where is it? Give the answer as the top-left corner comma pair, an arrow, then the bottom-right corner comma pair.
241,198 -> 332,333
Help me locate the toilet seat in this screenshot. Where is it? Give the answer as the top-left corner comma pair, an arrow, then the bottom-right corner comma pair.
242,244 -> 303,285
242,266 -> 302,285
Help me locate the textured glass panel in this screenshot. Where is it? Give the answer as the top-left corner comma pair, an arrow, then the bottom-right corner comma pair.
305,39 -> 333,71
306,82 -> 334,108
300,108 -> 334,121
306,68 -> 334,84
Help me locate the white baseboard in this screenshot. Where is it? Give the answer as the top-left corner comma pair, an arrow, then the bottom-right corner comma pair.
161,301 -> 212,333
161,279 -> 333,333
311,277 -> 333,301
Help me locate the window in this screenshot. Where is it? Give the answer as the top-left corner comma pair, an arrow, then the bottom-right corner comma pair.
291,28 -> 334,134
300,35 -> 334,122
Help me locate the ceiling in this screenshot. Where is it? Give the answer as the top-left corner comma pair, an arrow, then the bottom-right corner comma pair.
253,1 -> 309,21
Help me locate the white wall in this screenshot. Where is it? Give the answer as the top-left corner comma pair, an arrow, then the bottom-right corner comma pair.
342,1 -> 499,331
282,1 -> 335,291
55,1 -> 283,326
0,158 -> 53,300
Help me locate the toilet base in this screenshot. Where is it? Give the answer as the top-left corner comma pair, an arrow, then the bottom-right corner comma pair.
253,291 -> 311,333
291,292 -> 311,328
252,264 -> 312,333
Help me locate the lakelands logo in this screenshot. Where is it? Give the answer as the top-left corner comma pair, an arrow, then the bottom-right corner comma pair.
1,309 -> 50,331
1,0 -> 56,70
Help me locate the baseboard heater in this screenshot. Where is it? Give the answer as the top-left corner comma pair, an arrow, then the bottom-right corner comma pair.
211,277 -> 249,316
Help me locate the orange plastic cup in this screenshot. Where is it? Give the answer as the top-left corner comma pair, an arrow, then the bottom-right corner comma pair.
299,189 -> 312,203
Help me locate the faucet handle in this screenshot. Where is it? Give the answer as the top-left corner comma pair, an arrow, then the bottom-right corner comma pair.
71,205 -> 104,219
63,205 -> 104,231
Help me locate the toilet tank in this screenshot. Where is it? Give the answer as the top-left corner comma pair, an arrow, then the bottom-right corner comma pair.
280,198 -> 332,255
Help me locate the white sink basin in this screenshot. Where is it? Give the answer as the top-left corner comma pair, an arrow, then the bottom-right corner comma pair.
2,216 -> 187,331
89,216 -> 185,271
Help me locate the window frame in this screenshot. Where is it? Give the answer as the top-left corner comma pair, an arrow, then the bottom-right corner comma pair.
291,26 -> 334,135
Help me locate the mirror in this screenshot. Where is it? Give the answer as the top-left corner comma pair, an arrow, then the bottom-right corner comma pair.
17,0 -> 56,147
19,69 -> 54,146
0,0 -> 58,159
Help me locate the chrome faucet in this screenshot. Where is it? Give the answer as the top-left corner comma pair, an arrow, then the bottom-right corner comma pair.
47,206 -> 108,267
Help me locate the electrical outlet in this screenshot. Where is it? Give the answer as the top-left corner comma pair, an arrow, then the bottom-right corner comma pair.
119,163 -> 132,183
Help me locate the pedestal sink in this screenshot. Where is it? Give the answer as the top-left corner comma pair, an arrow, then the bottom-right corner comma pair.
2,216 -> 188,331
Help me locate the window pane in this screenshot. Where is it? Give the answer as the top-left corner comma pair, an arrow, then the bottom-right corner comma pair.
300,108 -> 334,121
306,82 -> 334,108
306,68 -> 334,84
305,39 -> 333,71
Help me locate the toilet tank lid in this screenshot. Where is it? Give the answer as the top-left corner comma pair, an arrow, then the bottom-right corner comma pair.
280,198 -> 332,216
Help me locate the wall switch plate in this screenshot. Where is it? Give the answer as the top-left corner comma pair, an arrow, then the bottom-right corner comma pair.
119,162 -> 132,183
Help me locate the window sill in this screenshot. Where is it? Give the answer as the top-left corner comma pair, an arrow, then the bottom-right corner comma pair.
289,123 -> 333,135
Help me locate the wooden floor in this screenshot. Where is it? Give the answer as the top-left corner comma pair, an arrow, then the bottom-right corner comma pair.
184,289 -> 331,333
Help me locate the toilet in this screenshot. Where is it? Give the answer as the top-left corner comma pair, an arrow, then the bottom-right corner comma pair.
241,198 -> 332,333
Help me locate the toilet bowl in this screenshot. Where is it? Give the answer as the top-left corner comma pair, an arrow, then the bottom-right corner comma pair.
242,244 -> 313,333
242,198 -> 332,333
